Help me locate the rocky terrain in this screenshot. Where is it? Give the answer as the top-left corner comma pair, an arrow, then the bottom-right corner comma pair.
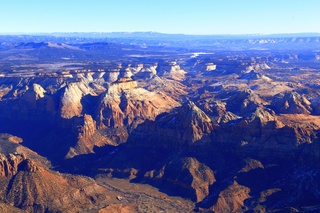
1,34 -> 320,212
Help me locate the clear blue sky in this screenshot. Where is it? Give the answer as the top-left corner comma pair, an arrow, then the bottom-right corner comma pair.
0,0 -> 319,35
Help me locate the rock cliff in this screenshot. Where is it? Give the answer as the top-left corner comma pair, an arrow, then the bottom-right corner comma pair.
60,81 -> 96,118
271,91 -> 312,114
128,101 -> 213,150
97,82 -> 180,129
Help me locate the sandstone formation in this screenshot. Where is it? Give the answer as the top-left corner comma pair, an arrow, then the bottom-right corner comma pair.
239,70 -> 271,81
271,91 -> 312,114
60,81 -> 96,118
0,66 -> 181,160
0,153 -> 26,177
160,157 -> 215,202
0,157 -> 110,212
211,181 -> 250,213
128,101 -> 213,150
97,82 -> 179,130
156,62 -> 187,80
216,111 -> 241,124
223,89 -> 265,115
194,61 -> 217,72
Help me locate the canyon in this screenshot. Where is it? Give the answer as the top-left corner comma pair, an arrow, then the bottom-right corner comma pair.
0,33 -> 320,212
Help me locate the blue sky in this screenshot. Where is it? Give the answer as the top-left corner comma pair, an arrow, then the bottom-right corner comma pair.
0,0 -> 319,35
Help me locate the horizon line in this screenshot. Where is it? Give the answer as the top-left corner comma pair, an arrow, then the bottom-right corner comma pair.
0,31 -> 320,37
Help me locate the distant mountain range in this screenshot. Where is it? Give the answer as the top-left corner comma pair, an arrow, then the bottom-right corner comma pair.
1,32 -> 320,51
2,31 -> 320,39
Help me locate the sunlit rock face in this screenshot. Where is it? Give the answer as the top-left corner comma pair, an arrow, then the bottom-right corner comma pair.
97,80 -> 180,129
156,62 -> 187,80
60,81 -> 96,118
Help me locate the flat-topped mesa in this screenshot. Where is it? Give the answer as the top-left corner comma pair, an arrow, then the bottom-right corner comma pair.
156,62 -> 186,80
107,78 -> 138,94
115,77 -> 134,83
245,62 -> 271,72
62,67 -> 134,84
83,63 -> 133,83
205,62 -> 217,71
133,63 -> 158,79
194,61 -> 217,72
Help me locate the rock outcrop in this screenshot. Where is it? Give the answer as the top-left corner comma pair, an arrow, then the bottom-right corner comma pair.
128,101 -> 213,150
271,91 -> 312,114
239,70 -> 271,81
161,157 -> 216,202
60,81 -> 96,118
223,89 -> 265,115
194,61 -> 217,72
97,82 -> 180,129
217,111 -> 241,124
211,181 -> 250,213
0,157 -> 110,213
0,153 -> 26,177
65,114 -> 114,158
156,62 -> 186,80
